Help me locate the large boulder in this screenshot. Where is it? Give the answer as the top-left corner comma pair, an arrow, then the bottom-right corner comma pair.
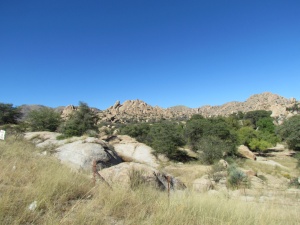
104,135 -> 159,168
24,132 -> 122,170
98,162 -> 186,191
237,145 -> 256,160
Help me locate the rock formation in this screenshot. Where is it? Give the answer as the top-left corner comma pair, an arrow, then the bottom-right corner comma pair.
97,92 -> 298,124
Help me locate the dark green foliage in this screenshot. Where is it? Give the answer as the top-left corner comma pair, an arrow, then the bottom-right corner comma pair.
197,136 -> 231,164
244,110 -> 272,128
185,116 -> 237,153
237,124 -> 279,152
256,117 -> 275,133
185,117 -> 208,150
146,122 -> 187,161
276,115 -> 300,150
26,107 -> 61,132
120,121 -> 190,161
0,103 -> 22,125
120,123 -> 150,143
59,102 -> 99,137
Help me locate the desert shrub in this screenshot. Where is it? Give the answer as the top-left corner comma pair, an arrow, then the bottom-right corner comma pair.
227,165 -> 249,189
59,101 -> 99,137
276,115 -> 300,150
120,122 -> 150,142
0,103 -> 22,125
146,122 -> 188,161
26,107 -> 61,132
208,162 -> 227,183
248,138 -> 272,152
197,136 -> 229,164
185,116 -> 237,152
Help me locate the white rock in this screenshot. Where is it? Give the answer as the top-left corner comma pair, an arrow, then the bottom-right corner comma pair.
28,201 -> 37,211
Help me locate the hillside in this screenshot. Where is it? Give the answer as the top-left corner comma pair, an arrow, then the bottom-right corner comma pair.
97,92 -> 298,123
18,92 -> 298,124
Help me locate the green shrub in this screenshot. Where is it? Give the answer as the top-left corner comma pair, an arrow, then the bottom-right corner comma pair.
249,138 -> 272,152
227,165 -> 250,189
26,107 -> 61,132
276,115 -> 300,150
0,103 -> 22,125
197,136 -> 230,165
59,102 -> 98,137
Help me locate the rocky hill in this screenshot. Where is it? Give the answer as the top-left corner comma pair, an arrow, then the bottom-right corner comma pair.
20,92 -> 298,124
96,92 -> 298,124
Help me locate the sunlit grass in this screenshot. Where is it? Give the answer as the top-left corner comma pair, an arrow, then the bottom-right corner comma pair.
0,137 -> 299,225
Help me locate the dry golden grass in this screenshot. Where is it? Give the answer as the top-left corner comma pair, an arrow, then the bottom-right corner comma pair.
1,137 -> 299,225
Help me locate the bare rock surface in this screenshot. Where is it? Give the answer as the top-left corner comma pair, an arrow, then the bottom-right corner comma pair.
103,135 -> 160,168
98,162 -> 186,190
24,132 -> 122,170
237,145 -> 257,160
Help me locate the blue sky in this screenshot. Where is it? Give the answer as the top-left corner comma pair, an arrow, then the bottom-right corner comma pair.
1,0 -> 299,109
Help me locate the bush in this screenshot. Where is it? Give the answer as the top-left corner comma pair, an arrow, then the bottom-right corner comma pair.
197,136 -> 230,165
146,122 -> 187,161
26,107 -> 61,132
227,165 -> 249,189
244,110 -> 272,128
59,102 -> 99,137
276,115 -> 300,150
0,103 -> 22,125
249,138 -> 272,152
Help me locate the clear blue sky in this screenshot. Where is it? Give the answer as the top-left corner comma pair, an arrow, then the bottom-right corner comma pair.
1,0 -> 299,109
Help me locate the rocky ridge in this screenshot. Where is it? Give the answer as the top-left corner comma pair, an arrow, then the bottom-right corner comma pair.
96,92 -> 298,124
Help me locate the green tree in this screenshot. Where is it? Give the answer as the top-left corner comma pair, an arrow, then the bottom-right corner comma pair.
147,122 -> 186,157
244,110 -> 272,128
237,126 -> 257,146
276,115 -> 300,150
256,117 -> 275,133
0,103 -> 22,125
59,102 -> 99,137
27,107 -> 61,131
197,136 -> 230,164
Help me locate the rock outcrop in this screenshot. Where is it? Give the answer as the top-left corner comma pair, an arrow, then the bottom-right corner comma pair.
102,135 -> 159,168
24,132 -> 122,170
237,145 -> 257,160
98,162 -> 186,190
97,92 -> 299,124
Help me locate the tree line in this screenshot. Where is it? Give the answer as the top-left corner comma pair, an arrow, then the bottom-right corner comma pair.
1,102 -> 300,164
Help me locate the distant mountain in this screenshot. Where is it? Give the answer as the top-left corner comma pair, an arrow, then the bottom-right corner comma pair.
18,104 -> 48,120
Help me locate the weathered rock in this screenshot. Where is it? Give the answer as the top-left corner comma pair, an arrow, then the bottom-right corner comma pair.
193,175 -> 215,192
98,162 -> 186,190
218,159 -> 229,168
104,135 -> 159,168
240,169 -> 257,177
237,145 -> 256,160
25,132 -> 122,171
256,157 -> 289,169
54,138 -> 122,170
24,131 -> 82,148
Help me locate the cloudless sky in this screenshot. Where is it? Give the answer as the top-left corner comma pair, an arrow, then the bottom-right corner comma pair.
1,0 -> 299,109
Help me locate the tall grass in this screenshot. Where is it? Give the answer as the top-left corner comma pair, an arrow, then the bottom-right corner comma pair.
0,137 -> 299,224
